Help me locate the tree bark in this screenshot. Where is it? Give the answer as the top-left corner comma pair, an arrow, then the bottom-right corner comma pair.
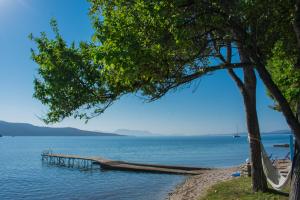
289,101 -> 300,200
290,144 -> 300,200
289,3 -> 300,198
227,49 -> 268,192
243,67 -> 268,192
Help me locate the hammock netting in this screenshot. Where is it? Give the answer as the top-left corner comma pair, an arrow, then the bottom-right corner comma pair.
260,144 -> 292,191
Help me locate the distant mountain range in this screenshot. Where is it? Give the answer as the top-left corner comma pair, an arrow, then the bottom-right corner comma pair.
0,120 -> 121,136
114,129 -> 160,136
0,120 -> 292,137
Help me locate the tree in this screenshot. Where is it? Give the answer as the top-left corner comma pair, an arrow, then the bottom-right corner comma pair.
30,0 -> 298,194
227,44 -> 267,191
225,1 -> 300,198
214,41 -> 267,191
89,0 -> 300,148
32,0 -> 269,191
31,1 -> 251,122
224,0 -> 300,146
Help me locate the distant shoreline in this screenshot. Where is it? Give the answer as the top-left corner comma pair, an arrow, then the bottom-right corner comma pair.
0,120 -> 292,137
0,120 -> 122,137
0,132 -> 292,137
0,135 -> 125,137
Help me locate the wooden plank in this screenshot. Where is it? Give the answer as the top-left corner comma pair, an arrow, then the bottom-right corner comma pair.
41,153 -> 206,175
100,161 -> 202,175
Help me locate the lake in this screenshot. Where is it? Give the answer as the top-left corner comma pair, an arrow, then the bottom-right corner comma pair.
0,135 -> 291,200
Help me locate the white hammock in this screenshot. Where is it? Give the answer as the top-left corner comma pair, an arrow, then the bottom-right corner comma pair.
261,144 -> 292,191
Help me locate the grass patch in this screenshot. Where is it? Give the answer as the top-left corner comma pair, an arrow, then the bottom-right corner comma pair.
201,177 -> 289,200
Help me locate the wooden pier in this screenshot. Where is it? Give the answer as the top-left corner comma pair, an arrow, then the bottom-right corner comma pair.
41,151 -> 210,175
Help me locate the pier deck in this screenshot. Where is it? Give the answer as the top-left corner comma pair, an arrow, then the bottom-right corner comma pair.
41,152 -> 210,175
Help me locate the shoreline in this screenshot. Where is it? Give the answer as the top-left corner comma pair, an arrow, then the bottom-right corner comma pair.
167,166 -> 240,200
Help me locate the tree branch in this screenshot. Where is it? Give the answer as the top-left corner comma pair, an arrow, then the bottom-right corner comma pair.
197,62 -> 252,73
225,42 -> 247,96
177,62 -> 252,87
226,42 -> 232,64
148,62 -> 251,101
227,68 -> 246,96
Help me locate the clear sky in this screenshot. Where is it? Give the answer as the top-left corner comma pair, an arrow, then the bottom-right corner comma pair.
0,0 -> 289,135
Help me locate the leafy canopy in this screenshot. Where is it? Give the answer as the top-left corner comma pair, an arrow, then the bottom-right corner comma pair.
267,41 -> 300,114
30,0 -> 297,123
30,20 -> 117,123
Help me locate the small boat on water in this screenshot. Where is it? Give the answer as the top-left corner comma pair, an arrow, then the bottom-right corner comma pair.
233,126 -> 241,138
273,144 -> 289,148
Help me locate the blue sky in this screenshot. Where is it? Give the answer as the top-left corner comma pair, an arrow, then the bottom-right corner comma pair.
0,0 -> 289,135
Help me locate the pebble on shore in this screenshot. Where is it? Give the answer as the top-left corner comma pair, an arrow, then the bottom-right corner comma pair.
167,166 -> 241,200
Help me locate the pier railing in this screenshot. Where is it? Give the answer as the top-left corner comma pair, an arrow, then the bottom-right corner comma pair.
41,152 -> 97,169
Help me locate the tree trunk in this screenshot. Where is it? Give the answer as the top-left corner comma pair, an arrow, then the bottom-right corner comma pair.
290,144 -> 300,200
289,3 -> 300,198
228,48 -> 268,192
289,102 -> 300,200
242,67 -> 268,192
254,64 -> 300,145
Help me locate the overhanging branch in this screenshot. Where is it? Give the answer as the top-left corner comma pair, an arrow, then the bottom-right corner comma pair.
184,62 -> 252,83
147,62 -> 252,101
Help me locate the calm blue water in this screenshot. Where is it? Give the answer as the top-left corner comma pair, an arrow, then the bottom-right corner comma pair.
0,135 -> 291,200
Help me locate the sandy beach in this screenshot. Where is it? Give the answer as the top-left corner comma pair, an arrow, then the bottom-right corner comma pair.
168,167 -> 239,200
